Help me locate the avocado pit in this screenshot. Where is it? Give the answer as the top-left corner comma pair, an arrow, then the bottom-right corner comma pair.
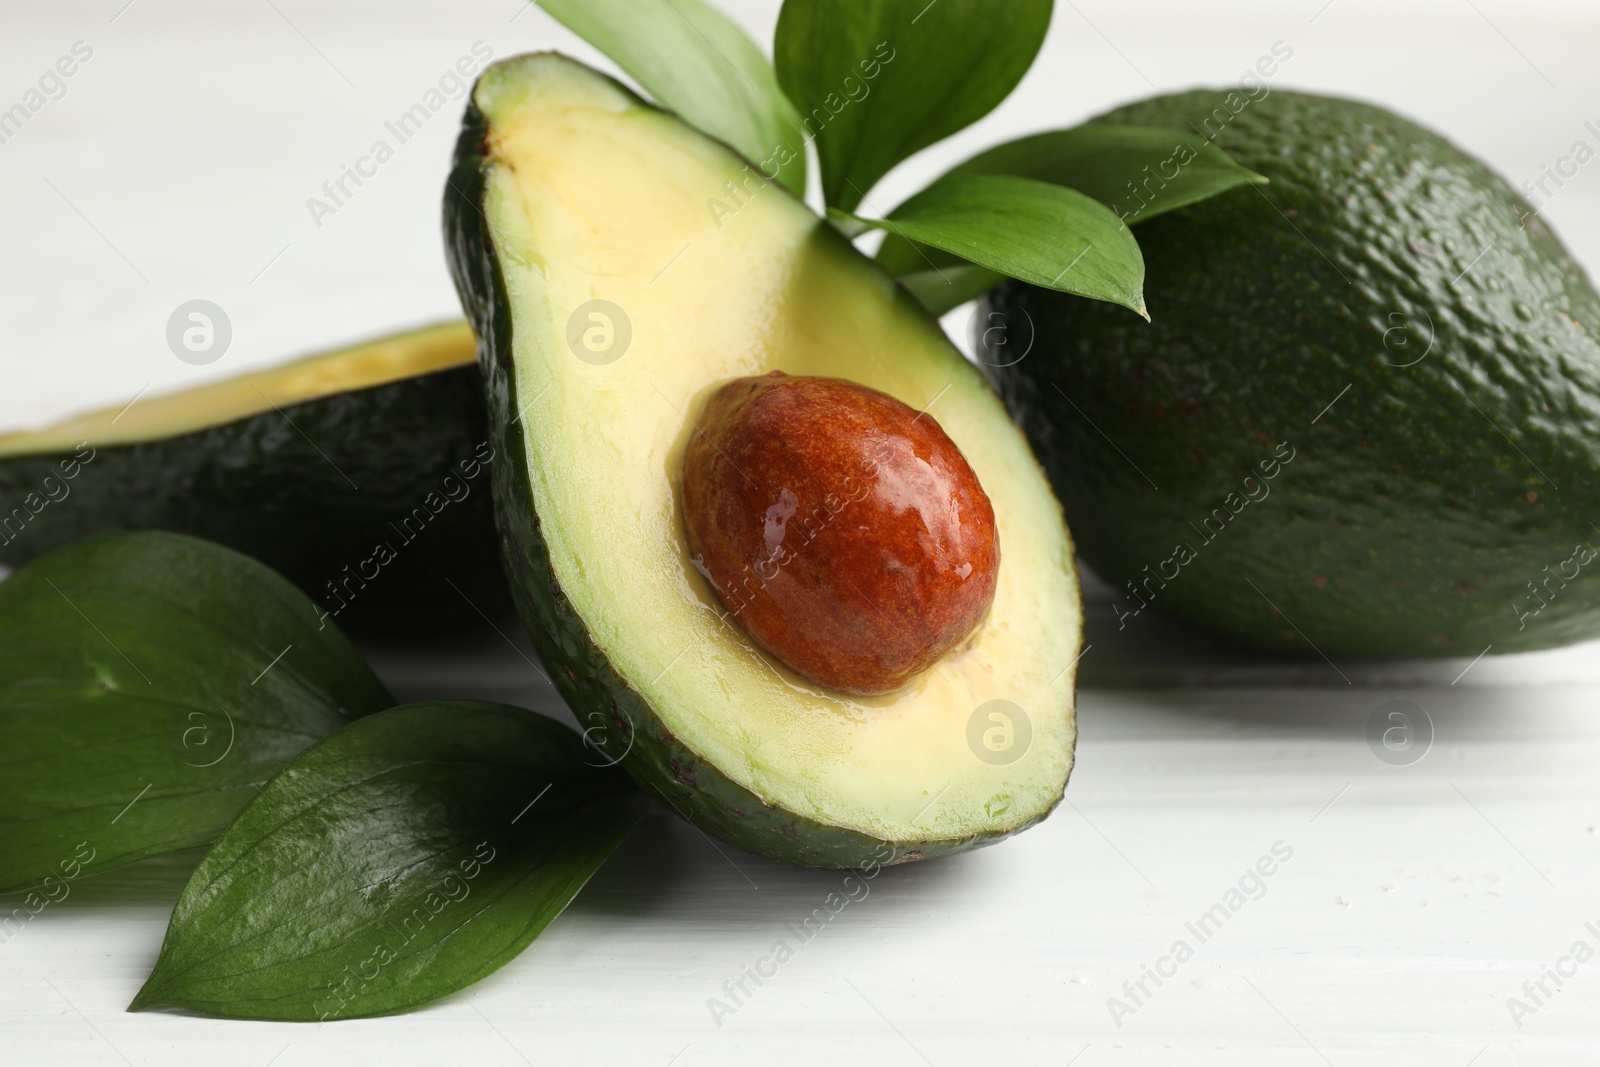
682,372 -> 999,695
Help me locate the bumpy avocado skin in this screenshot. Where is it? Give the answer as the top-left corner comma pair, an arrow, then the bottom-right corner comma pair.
985,89 -> 1600,657
443,72 -> 1028,869
0,366 -> 507,636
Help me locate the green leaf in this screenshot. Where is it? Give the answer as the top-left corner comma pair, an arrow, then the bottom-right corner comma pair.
130,702 -> 643,1021
775,0 -> 1053,210
538,0 -> 807,195
947,123 -> 1268,224
875,123 -> 1266,306
0,532 -> 391,894
846,174 -> 1146,318
896,264 -> 1005,318
823,207 -> 873,239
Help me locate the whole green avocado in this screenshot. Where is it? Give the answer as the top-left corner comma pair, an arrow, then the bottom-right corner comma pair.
982,89 -> 1600,658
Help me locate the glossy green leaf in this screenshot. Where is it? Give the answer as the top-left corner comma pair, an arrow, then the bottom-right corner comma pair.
896,263 -> 1006,318
131,702 -> 644,1021
775,0 -> 1053,210
538,0 -> 807,195
846,174 -> 1146,317
876,123 -> 1266,304
877,123 -> 1265,269
951,123 -> 1267,224
0,532 -> 391,894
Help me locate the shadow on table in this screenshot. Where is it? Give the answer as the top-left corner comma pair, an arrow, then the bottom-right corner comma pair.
568,807 -> 991,927
1075,574 -> 1600,691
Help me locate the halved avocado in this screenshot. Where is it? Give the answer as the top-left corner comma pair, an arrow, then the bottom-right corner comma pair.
445,53 -> 1081,868
0,323 -> 508,635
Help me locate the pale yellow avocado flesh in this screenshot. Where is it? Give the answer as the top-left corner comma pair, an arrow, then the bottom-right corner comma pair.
0,322 -> 477,457
477,56 -> 1080,843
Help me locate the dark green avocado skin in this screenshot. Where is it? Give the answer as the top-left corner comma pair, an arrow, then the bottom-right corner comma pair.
0,367 -> 508,636
984,89 -> 1600,657
443,69 -> 1022,868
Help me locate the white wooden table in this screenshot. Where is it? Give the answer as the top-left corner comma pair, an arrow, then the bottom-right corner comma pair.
5,2 -> 1600,1063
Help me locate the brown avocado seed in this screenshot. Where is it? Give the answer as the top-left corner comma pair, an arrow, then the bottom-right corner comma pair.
681,372 -> 999,695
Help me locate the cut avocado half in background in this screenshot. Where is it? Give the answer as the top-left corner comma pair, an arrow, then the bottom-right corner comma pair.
445,53 -> 1081,868
0,322 -> 509,636
982,89 -> 1600,658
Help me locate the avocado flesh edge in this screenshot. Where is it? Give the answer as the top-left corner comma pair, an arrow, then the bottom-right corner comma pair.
445,53 -> 1081,867
0,322 -> 507,635
0,321 -> 476,456
985,89 -> 1600,657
